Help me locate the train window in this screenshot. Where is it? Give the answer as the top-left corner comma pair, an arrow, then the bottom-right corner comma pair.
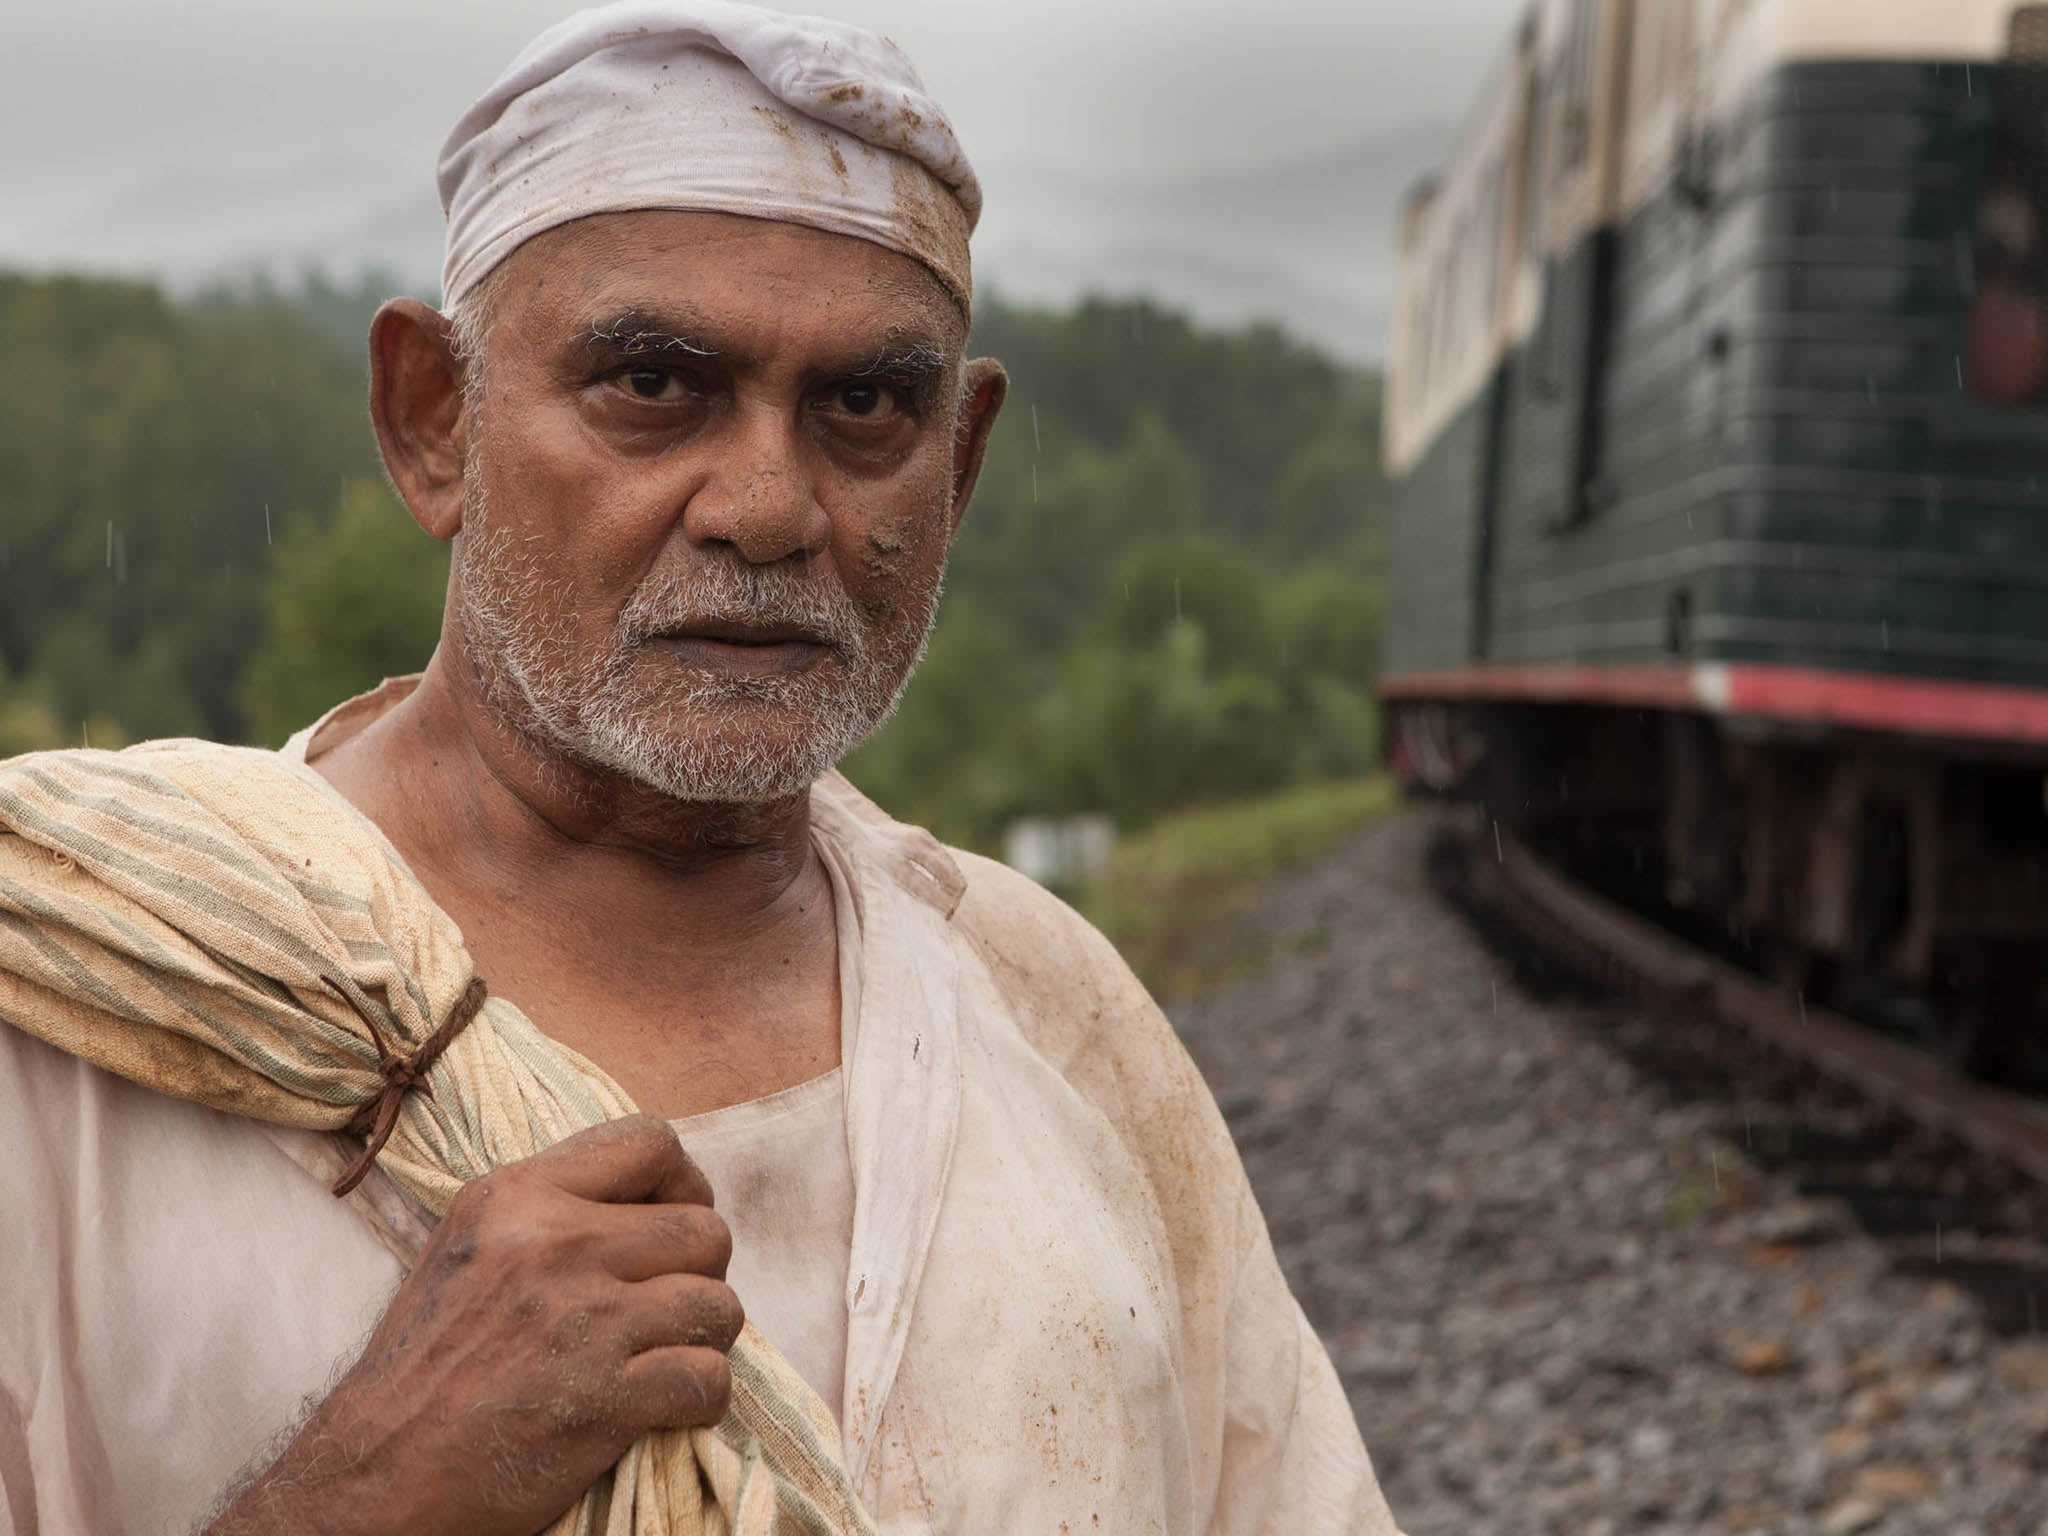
1552,0 -> 1599,178
1478,160 -> 1507,321
1631,0 -> 1685,116
1969,8 -> 2048,405
1457,237 -> 1473,352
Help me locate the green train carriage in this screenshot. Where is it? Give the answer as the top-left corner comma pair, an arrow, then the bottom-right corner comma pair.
1380,0 -> 2048,1082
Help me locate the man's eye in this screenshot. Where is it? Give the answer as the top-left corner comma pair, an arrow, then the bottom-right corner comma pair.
623,368 -> 679,400
838,383 -> 886,417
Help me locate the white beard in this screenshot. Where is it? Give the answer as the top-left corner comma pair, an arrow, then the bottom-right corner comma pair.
453,468 -> 941,803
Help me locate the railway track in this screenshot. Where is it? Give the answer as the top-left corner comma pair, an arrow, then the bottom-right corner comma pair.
1435,808 -> 2048,1216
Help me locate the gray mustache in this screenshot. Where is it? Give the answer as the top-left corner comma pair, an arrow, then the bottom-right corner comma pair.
618,561 -> 862,649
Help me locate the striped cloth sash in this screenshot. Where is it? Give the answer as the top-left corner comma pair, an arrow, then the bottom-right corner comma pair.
0,740 -> 873,1536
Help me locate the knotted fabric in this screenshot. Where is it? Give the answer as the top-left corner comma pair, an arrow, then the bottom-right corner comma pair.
0,739 -> 874,1536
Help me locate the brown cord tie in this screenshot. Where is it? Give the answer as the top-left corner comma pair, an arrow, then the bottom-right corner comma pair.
330,976 -> 490,1197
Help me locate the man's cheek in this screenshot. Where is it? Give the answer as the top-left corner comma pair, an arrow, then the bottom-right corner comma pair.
856,480 -> 952,584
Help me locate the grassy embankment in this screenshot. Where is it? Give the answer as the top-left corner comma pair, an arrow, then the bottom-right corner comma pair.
1078,774 -> 1399,1000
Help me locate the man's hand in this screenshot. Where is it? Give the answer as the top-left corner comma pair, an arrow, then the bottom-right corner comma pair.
206,1113 -> 742,1536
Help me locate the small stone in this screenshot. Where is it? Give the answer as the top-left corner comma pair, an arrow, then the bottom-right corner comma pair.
1924,1280 -> 1969,1313
1824,1424 -> 1871,1461
1748,1199 -> 1843,1246
1732,1337 -> 1791,1376
1923,1371 -> 1976,1412
1851,1463 -> 1934,1502
1819,1497 -> 1884,1534
1787,1441 -> 1831,1493
1490,1379 -> 1542,1420
1627,1423 -> 1674,1461
1847,1383 -> 1903,1426
1997,1347 -> 2048,1392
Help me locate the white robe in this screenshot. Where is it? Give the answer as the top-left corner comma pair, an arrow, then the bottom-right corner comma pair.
0,683 -> 1399,1535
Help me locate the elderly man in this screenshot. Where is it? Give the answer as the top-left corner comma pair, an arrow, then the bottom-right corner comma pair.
0,4 -> 1398,1533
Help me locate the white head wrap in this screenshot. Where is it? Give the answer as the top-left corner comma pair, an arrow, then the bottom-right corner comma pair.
437,0 -> 980,312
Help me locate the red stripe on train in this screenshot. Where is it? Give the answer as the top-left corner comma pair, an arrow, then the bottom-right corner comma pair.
1378,663 -> 2048,745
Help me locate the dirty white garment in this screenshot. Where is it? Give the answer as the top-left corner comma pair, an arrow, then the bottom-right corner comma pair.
667,818 -> 863,1414
0,680 -> 1399,1536
675,1068 -> 855,1414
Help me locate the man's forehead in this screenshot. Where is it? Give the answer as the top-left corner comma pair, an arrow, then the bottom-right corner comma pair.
488,210 -> 965,350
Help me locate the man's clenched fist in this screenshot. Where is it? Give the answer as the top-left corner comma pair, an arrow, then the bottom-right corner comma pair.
207,1113 -> 742,1536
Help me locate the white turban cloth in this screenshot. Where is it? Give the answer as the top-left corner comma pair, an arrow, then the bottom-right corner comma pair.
438,0 -> 981,313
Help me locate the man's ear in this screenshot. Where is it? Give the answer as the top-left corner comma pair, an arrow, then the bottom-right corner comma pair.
948,357 -> 1010,533
368,299 -> 471,543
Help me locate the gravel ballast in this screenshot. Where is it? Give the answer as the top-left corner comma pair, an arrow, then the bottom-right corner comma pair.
1168,812 -> 2048,1536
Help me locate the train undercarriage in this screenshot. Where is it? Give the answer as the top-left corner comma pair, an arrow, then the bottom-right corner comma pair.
1392,699 -> 2048,1091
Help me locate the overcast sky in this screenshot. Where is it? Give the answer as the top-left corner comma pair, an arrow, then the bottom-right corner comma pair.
1,0 -> 1526,360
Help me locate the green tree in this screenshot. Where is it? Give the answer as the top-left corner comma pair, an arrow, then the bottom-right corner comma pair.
1265,424 -> 1386,563
1025,621 -> 1294,827
842,605 -> 1043,848
240,480 -> 448,744
1093,534 -> 1274,669
0,272 -> 380,741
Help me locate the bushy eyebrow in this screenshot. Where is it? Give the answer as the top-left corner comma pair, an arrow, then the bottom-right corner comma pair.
842,341 -> 951,386
572,308 -> 953,391
577,309 -> 723,359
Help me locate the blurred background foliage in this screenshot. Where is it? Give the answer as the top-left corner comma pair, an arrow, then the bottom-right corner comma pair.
0,272 -> 1384,849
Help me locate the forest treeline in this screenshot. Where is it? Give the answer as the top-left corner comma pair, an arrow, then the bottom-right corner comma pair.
0,270 -> 1385,848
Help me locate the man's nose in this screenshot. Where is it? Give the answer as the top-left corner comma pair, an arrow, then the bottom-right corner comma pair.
682,407 -> 831,564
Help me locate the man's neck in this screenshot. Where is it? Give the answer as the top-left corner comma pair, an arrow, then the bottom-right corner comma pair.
306,653 -> 843,1117
316,654 -> 817,919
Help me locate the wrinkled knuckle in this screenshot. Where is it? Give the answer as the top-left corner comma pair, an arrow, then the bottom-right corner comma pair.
653,1204 -> 729,1272
690,1356 -> 733,1423
692,1209 -> 734,1273
472,1162 -> 519,1199
445,1172 -> 490,1221
669,1280 -> 739,1348
700,1283 -> 745,1349
677,1151 -> 715,1209
457,1166 -> 532,1236
434,1229 -> 480,1272
431,1204 -> 485,1270
623,1111 -> 678,1153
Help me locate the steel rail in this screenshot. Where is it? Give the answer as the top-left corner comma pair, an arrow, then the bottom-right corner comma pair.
1453,814 -> 2048,1189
